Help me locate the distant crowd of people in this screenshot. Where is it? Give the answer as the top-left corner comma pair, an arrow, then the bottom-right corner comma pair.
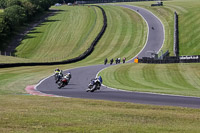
104,57 -> 126,65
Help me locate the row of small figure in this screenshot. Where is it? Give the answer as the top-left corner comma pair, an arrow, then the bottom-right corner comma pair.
104,57 -> 126,65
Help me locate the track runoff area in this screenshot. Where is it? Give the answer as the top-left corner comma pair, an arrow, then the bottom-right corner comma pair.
34,5 -> 200,109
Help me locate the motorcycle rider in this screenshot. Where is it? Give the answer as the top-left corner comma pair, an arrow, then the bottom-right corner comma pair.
54,68 -> 63,83
65,72 -> 72,80
104,58 -> 108,65
54,68 -> 61,74
98,76 -> 102,84
87,76 -> 102,92
110,58 -> 114,65
58,72 -> 72,88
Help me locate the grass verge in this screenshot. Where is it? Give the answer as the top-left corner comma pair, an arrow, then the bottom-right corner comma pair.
0,95 -> 200,132
99,63 -> 200,97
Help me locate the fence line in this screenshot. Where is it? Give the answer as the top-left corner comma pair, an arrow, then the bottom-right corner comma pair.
0,51 -> 15,56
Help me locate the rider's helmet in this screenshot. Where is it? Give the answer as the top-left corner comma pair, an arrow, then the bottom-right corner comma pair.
55,68 -> 60,72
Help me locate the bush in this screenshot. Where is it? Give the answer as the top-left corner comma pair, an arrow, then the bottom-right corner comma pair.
4,5 -> 26,30
21,0 -> 36,20
0,0 -> 58,50
0,0 -> 6,9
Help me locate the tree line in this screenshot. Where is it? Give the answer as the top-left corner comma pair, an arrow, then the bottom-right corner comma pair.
0,0 -> 60,50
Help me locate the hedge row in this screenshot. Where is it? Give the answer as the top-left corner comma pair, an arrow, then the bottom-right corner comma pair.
0,5 -> 107,68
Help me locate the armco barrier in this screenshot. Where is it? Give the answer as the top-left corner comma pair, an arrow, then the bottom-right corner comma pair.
0,5 -> 107,68
138,55 -> 200,64
179,55 -> 200,63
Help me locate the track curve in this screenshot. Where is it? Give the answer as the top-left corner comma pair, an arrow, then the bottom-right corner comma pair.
36,5 -> 200,108
119,5 -> 165,61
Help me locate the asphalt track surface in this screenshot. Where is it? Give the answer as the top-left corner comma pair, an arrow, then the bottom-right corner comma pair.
36,5 -> 200,109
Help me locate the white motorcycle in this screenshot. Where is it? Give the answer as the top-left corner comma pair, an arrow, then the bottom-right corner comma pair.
86,78 -> 101,92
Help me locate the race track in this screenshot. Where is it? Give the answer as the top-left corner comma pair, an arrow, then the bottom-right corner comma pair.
36,5 -> 200,108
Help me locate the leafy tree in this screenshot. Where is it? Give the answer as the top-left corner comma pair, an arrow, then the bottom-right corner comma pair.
28,0 -> 56,12
21,0 -> 36,20
0,12 -> 9,49
0,0 -> 6,9
6,0 -> 21,7
0,12 -> 8,33
0,0 -> 57,50
40,0 -> 52,11
4,5 -> 26,30
28,0 -> 44,12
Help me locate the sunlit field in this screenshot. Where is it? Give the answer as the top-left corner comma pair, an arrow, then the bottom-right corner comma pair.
15,5 -> 103,62
100,63 -> 200,97
125,0 -> 200,56
0,0 -> 200,132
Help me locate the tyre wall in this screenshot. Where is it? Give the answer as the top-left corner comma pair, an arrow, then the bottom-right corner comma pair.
174,12 -> 179,57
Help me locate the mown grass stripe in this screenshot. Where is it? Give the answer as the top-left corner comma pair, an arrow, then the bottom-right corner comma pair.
141,65 -> 169,90
178,64 -> 200,90
84,6 -> 125,63
103,7 -> 124,56
15,6 -> 102,62
128,64 -> 169,91
71,7 -> 97,53
100,63 -> 200,96
82,5 -> 146,65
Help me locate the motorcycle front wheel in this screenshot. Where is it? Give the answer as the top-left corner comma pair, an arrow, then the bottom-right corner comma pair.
90,85 -> 97,92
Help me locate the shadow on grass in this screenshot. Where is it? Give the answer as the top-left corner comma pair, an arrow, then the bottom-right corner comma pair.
6,9 -> 68,54
43,19 -> 61,23
28,31 -> 42,34
23,35 -> 36,40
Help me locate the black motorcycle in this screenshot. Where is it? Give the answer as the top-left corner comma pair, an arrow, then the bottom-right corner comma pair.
86,79 -> 101,92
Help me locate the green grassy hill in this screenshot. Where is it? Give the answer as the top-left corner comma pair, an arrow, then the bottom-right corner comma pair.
100,0 -> 200,96
0,5 -> 146,64
0,5 -> 146,93
127,0 -> 200,56
0,1 -> 200,132
100,63 -> 200,97
15,5 -> 103,62
79,5 -> 147,65
0,55 -> 32,63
